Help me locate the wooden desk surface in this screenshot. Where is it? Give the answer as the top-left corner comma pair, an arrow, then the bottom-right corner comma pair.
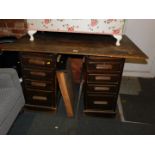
1,32 -> 148,60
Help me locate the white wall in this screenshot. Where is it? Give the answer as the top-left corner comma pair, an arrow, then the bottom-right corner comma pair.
123,19 -> 155,78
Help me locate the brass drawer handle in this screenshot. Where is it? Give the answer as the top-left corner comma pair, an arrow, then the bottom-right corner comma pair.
28,59 -> 46,65
95,76 -> 111,80
93,101 -> 108,105
72,49 -> 79,53
32,96 -> 47,101
31,81 -> 46,87
94,86 -> 110,91
96,64 -> 112,69
30,71 -> 46,77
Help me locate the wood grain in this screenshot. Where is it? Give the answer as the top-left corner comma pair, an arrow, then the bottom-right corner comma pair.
1,32 -> 148,60
56,60 -> 74,117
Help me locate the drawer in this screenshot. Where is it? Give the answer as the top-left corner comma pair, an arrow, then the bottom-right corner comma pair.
85,94 -> 117,110
87,84 -> 118,93
87,73 -> 121,83
86,56 -> 124,63
25,89 -> 56,107
21,53 -> 56,69
86,61 -> 123,73
22,68 -> 55,80
24,79 -> 55,91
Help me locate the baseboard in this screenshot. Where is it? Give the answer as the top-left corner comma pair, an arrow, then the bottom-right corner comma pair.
123,70 -> 154,78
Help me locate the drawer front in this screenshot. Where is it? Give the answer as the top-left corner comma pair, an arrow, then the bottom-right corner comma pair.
87,73 -> 121,83
21,53 -> 55,68
25,89 -> 56,107
87,62 -> 123,73
22,68 -> 55,80
86,56 -> 124,63
24,79 -> 55,91
87,84 -> 118,93
85,94 -> 117,110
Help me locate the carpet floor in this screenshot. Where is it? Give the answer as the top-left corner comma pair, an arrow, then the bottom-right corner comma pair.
8,110 -> 155,135
8,77 -> 155,135
120,77 -> 155,125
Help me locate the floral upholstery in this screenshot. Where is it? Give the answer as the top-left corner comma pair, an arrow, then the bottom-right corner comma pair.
27,19 -> 125,36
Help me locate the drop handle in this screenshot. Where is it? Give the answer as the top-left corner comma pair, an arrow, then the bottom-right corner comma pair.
95,76 -> 111,80
28,59 -> 46,65
31,82 -> 46,87
32,96 -> 47,101
96,64 -> 112,69
72,49 -> 79,53
94,86 -> 110,91
93,101 -> 108,105
30,71 -> 46,77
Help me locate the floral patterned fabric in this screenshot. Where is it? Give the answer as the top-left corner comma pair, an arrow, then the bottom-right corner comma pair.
27,19 -> 125,35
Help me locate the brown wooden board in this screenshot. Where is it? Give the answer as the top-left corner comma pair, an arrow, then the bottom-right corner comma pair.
56,60 -> 74,117
1,32 -> 148,60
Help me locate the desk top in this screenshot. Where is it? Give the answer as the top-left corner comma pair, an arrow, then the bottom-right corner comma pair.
1,32 -> 148,60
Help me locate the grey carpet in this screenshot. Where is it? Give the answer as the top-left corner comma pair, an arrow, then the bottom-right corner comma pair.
8,110 -> 155,135
8,111 -> 36,135
8,77 -> 155,135
120,78 -> 155,124
120,76 -> 141,95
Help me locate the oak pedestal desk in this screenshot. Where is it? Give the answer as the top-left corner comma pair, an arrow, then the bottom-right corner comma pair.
1,32 -> 148,116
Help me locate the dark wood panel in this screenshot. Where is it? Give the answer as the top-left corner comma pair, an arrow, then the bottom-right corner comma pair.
20,51 -> 58,110
87,73 -> 121,83
24,79 -> 55,91
86,61 -> 124,73
25,89 -> 56,108
84,55 -> 125,115
87,55 -> 124,62
87,83 -> 118,93
85,93 -> 117,110
22,68 -> 55,81
20,52 -> 56,69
